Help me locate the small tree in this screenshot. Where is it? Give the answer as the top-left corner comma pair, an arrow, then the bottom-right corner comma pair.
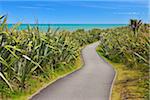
129,19 -> 142,35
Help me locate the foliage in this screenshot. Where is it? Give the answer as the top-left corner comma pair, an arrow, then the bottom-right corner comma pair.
0,15 -> 101,99
129,19 -> 142,35
98,21 -> 149,69
97,19 -> 149,99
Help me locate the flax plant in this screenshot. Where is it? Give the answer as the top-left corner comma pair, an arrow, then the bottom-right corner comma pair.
0,15 -> 101,98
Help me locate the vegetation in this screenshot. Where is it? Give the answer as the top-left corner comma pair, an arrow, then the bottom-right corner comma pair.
97,20 -> 149,99
0,15 -> 149,100
0,15 -> 102,99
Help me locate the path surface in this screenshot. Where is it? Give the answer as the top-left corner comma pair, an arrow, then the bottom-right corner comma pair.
31,42 -> 115,100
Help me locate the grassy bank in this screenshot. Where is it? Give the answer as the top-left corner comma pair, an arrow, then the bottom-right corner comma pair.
12,56 -> 83,100
97,51 -> 149,100
97,20 -> 149,100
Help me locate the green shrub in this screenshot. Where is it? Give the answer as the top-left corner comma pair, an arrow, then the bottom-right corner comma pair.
0,15 -> 101,98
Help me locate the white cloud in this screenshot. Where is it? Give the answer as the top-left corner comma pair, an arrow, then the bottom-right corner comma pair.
113,12 -> 140,15
18,6 -> 55,11
79,5 -> 117,9
19,6 -> 39,9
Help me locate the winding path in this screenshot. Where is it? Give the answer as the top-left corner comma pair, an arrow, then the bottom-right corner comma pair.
31,42 -> 115,100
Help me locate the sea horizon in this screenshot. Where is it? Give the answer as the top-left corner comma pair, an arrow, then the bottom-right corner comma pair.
7,24 -> 127,31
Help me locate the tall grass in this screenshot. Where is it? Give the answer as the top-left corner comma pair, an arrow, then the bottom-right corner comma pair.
0,15 -> 101,98
98,21 -> 149,69
97,20 -> 149,99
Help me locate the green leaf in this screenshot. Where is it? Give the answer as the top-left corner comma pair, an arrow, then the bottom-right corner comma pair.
0,15 -> 5,20
133,52 -> 148,64
22,55 -> 45,73
0,56 -> 9,67
0,72 -> 13,91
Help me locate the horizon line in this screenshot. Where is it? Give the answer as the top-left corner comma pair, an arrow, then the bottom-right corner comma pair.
7,23 -> 128,24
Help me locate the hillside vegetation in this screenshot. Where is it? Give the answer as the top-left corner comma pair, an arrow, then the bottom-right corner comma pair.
0,15 -> 149,100
0,16 -> 101,99
97,20 -> 149,99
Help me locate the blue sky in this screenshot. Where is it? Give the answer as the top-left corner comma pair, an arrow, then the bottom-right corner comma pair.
0,0 -> 149,24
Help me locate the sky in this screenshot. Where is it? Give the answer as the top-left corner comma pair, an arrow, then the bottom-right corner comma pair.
0,0 -> 149,24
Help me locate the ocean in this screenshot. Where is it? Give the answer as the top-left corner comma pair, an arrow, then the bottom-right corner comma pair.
8,24 -> 127,31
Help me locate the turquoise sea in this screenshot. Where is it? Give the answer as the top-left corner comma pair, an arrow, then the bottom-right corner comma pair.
8,24 -> 127,31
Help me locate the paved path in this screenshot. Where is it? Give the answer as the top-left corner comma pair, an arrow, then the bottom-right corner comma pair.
31,42 -> 115,100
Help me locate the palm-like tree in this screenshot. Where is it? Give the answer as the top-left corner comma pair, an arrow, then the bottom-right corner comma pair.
129,19 -> 142,35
